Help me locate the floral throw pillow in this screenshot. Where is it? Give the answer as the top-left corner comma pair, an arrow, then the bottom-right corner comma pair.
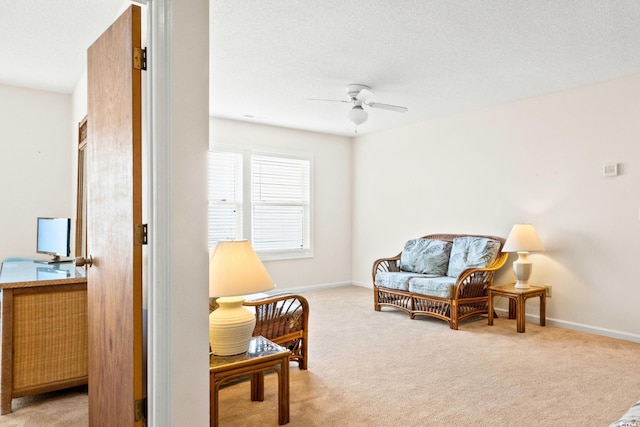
446,237 -> 500,278
400,239 -> 452,276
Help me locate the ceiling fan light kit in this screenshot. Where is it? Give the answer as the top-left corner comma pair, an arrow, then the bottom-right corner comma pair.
309,83 -> 408,128
348,105 -> 368,125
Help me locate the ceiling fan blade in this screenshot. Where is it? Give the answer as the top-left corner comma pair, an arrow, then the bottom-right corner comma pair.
356,88 -> 374,102
367,102 -> 408,113
306,98 -> 349,103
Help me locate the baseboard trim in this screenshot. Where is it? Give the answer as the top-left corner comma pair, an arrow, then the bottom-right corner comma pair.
267,281 -> 353,295
520,311 -> 640,344
331,281 -> 640,344
352,281 -> 372,289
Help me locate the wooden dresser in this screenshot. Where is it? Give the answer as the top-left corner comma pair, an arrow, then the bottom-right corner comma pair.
0,259 -> 87,414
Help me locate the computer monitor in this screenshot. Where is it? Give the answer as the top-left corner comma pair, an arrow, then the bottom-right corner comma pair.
36,217 -> 71,263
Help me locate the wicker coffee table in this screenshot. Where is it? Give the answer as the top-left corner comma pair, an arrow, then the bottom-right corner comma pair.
209,336 -> 291,426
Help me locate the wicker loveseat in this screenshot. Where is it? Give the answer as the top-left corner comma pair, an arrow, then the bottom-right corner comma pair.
373,233 -> 508,330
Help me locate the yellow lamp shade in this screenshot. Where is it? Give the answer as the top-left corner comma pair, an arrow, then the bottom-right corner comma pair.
209,240 -> 274,297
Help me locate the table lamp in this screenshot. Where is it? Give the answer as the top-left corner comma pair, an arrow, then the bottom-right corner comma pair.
502,224 -> 545,289
209,240 -> 274,356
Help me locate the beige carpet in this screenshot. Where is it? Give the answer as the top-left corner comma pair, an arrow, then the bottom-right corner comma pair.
3,285 -> 640,426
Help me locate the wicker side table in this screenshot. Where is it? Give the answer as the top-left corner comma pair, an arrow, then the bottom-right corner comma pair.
488,284 -> 546,333
210,336 -> 290,426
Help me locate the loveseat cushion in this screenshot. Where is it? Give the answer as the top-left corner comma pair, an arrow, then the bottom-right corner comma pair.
610,400 -> 640,427
408,276 -> 457,299
446,236 -> 501,278
375,271 -> 439,291
400,238 -> 452,275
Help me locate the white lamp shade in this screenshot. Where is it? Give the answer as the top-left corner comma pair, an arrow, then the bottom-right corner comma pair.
348,105 -> 368,125
209,240 -> 275,297
502,224 -> 545,253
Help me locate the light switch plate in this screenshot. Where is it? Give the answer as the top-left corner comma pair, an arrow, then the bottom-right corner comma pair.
603,163 -> 618,177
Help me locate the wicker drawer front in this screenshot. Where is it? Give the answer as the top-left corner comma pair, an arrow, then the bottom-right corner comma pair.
13,290 -> 88,389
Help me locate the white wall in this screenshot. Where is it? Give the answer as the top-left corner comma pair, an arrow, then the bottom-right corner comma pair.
352,73 -> 640,341
0,84 -> 73,261
210,118 -> 353,290
168,0 -> 210,425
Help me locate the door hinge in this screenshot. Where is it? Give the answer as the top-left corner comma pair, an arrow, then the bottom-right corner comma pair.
133,47 -> 147,70
134,397 -> 147,422
134,224 -> 148,245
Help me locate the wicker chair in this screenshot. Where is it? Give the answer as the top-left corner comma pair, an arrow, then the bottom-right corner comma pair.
243,294 -> 309,370
373,233 -> 508,330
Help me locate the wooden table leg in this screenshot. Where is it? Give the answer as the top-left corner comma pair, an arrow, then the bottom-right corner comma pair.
210,377 -> 219,427
508,298 -> 516,319
487,290 -> 494,326
539,292 -> 546,327
516,294 -> 526,333
251,371 -> 265,401
278,355 -> 290,425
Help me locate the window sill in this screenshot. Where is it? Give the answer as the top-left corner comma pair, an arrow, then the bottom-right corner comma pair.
258,250 -> 313,262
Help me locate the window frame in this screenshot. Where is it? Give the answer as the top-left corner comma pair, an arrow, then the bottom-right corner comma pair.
208,145 -> 313,261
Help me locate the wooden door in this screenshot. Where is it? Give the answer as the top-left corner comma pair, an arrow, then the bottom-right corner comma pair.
86,5 -> 144,426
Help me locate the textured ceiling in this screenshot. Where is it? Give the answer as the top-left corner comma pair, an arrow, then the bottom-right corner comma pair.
2,1 -> 640,136
0,0 -> 126,93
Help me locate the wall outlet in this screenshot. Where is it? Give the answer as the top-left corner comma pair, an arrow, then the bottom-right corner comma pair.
545,285 -> 552,298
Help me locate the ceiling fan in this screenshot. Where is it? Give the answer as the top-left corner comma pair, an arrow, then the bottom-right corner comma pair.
308,84 -> 408,126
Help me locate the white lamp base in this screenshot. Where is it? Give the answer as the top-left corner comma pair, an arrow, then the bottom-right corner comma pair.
209,296 -> 256,356
513,251 -> 533,289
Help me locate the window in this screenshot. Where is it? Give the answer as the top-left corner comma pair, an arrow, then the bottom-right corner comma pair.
207,151 -> 243,243
208,149 -> 312,260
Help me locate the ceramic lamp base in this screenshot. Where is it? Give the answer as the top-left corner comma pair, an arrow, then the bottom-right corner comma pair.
209,296 -> 256,356
513,251 -> 533,289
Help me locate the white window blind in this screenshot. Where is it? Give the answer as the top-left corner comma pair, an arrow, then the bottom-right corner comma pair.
251,155 -> 310,253
208,151 -> 243,248
208,149 -> 312,259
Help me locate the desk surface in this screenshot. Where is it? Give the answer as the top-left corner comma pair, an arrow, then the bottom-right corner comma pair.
0,260 -> 87,289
